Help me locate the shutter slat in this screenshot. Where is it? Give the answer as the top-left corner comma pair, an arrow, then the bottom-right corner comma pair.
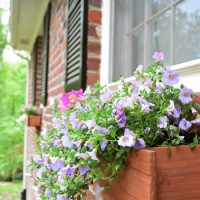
65,0 -> 88,92
67,58 -> 80,70
67,50 -> 80,63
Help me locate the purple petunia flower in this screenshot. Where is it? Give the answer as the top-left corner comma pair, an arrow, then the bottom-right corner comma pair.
191,117 -> 200,125
95,183 -> 103,199
178,135 -> 185,141
162,70 -> 179,86
101,90 -> 113,103
79,165 -> 89,175
57,194 -> 68,200
179,118 -> 192,131
116,104 -> 125,115
94,126 -> 109,136
133,138 -> 146,150
191,107 -> 198,115
145,127 -> 151,134
36,167 -> 45,179
130,80 -> 140,94
41,128 -> 49,137
84,141 -> 93,150
135,64 -> 143,73
74,140 -> 82,149
49,159 -> 65,171
87,149 -> 98,160
178,86 -> 193,104
155,82 -> 164,93
157,116 -> 168,128
53,137 -> 61,147
115,113 -> 127,128
166,100 -> 175,113
152,52 -> 164,61
85,119 -> 96,129
100,140 -> 108,151
44,188 -> 52,197
60,166 -> 76,176
124,128 -> 135,137
172,105 -> 181,118
61,134 -> 74,148
141,104 -> 150,113
118,135 -> 135,147
70,112 -> 79,129
32,153 -> 43,164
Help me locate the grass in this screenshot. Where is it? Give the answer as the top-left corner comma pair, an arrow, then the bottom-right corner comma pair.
0,181 -> 22,200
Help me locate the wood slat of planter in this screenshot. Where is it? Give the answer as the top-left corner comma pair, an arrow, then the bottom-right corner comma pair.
154,145 -> 200,200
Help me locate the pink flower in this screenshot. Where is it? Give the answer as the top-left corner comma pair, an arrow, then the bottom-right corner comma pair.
152,52 -> 164,61
58,89 -> 84,111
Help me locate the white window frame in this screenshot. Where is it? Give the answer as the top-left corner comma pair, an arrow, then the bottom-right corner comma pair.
100,0 -> 200,92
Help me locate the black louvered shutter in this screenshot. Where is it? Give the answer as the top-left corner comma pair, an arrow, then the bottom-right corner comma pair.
32,40 -> 37,105
41,4 -> 51,105
65,0 -> 88,92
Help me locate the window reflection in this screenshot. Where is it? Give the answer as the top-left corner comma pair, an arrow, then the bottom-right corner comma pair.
148,11 -> 171,65
175,0 -> 200,64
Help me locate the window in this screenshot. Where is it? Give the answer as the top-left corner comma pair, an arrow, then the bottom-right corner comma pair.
111,0 -> 200,80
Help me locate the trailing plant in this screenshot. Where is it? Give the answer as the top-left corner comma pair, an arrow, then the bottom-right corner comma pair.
29,52 -> 200,200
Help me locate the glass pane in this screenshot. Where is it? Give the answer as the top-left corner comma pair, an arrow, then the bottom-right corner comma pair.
129,28 -> 144,72
148,11 -> 171,65
129,0 -> 145,29
148,0 -> 171,17
175,0 -> 200,64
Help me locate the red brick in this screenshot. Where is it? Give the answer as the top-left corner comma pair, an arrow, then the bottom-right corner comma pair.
88,10 -> 102,24
87,72 -> 100,85
88,25 -> 99,38
89,0 -> 102,8
87,58 -> 100,70
87,42 -> 101,55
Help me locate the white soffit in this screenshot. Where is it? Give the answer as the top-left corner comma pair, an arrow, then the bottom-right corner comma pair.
10,0 -> 49,52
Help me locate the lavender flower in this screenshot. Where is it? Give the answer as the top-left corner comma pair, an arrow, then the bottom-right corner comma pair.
94,126 -> 109,136
101,90 -> 113,103
57,194 -> 68,200
74,140 -> 82,149
116,104 -> 125,115
100,140 -> 108,151
41,128 -> 49,137
178,87 -> 193,104
166,100 -> 175,113
135,64 -> 143,73
155,82 -> 164,93
118,135 -> 135,147
172,105 -> 181,118
95,183 -> 102,199
191,107 -> 198,115
145,127 -> 151,134
179,118 -> 192,131
53,137 -> 61,147
85,119 -> 96,129
84,141 -> 93,150
32,154 -> 43,164
87,149 -> 98,160
124,129 -> 135,137
191,117 -> 200,125
70,112 -> 79,129
141,104 -> 150,113
162,69 -> 179,86
115,113 -> 127,128
152,52 -> 164,61
130,80 -> 139,94
36,167 -> 45,179
61,134 -> 74,148
157,116 -> 168,128
60,166 -> 76,176
44,188 -> 52,197
133,138 -> 146,150
79,165 -> 89,175
49,159 -> 65,171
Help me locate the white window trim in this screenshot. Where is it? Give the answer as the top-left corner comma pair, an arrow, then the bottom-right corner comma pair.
100,0 -> 200,92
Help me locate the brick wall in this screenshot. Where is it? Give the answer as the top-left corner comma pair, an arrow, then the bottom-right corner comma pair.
26,0 -> 102,199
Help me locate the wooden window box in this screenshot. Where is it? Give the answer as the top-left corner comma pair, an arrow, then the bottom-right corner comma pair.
26,115 -> 41,127
87,145 -> 200,200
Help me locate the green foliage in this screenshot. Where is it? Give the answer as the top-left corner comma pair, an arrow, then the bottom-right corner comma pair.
0,61 -> 26,181
0,181 -> 22,200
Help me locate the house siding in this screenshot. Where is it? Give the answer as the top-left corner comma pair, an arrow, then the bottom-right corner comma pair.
26,0 -> 102,199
